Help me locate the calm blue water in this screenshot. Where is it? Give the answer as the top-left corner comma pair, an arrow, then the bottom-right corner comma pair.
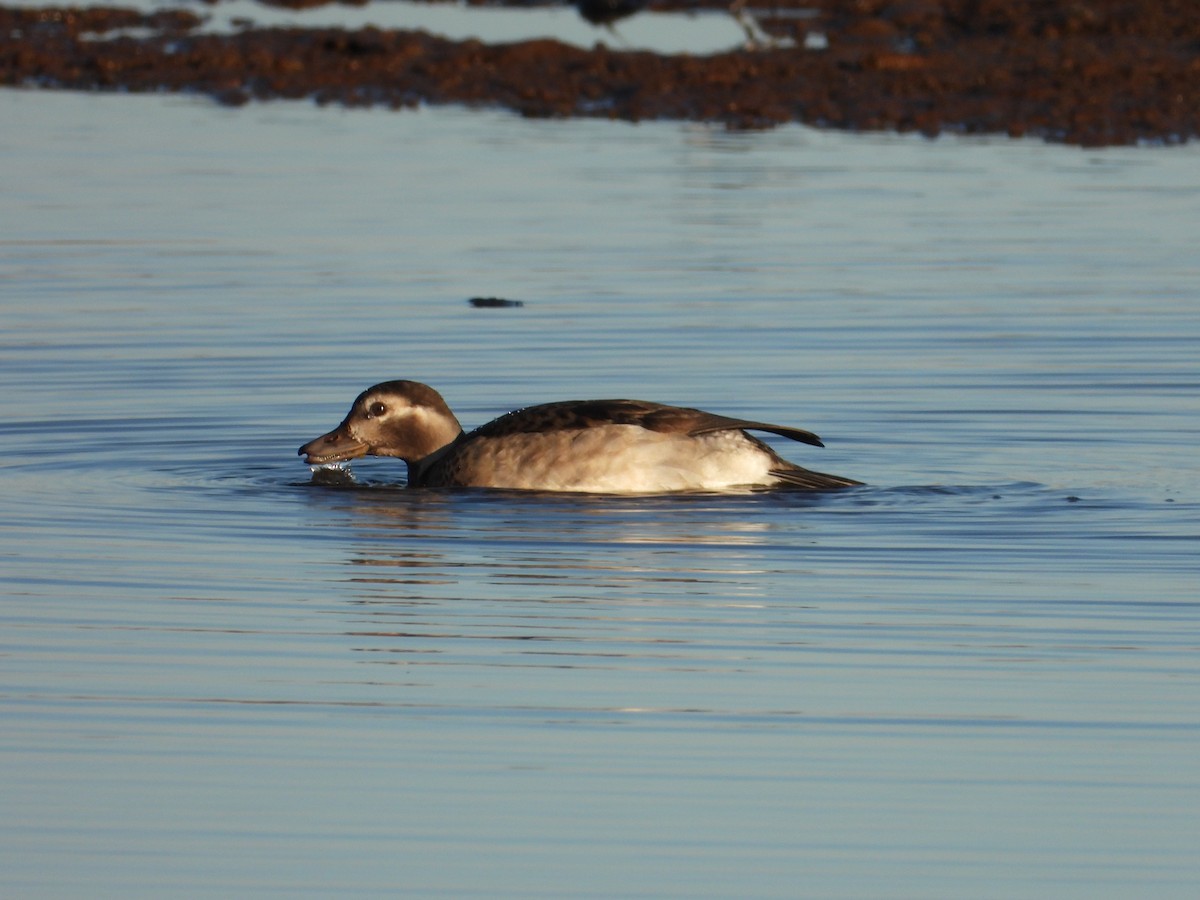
2,89 -> 1198,898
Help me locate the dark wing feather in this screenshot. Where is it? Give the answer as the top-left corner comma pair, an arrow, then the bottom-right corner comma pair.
674,413 -> 824,448
769,466 -> 863,489
469,399 -> 825,447
466,400 -> 645,438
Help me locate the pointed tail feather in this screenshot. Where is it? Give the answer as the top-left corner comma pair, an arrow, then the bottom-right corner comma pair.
769,466 -> 862,490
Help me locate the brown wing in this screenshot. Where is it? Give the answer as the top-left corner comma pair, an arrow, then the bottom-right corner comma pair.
468,399 -> 825,448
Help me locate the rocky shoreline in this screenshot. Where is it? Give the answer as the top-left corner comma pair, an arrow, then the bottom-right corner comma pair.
3,0 -> 1197,145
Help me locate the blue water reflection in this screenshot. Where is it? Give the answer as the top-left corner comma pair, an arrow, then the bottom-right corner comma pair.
2,90 -> 1199,898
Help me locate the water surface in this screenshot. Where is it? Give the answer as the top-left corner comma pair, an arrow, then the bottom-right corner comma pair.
2,90 -> 1198,898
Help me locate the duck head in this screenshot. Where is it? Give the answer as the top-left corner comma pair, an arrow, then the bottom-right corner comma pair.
298,380 -> 464,466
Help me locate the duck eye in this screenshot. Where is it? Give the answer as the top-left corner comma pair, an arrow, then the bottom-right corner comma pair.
368,402 -> 387,418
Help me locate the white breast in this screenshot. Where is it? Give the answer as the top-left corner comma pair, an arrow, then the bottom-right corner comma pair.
458,427 -> 779,493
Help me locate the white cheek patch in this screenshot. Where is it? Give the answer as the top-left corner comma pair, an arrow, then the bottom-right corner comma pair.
362,397 -> 413,425
346,396 -> 409,442
403,406 -> 437,429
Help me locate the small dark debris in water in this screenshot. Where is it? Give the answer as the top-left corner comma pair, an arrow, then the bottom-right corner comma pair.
216,87 -> 251,107
469,297 -> 525,309
1065,496 -> 1081,503
575,0 -> 646,26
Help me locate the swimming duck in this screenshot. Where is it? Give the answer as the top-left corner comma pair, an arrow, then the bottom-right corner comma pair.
298,380 -> 861,494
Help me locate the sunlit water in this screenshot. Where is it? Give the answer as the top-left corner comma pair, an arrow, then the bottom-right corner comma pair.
2,89 -> 1198,898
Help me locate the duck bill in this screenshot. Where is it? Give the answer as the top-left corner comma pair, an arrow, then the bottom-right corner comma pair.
298,423 -> 369,465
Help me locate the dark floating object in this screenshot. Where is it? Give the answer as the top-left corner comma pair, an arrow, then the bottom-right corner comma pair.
575,0 -> 646,27
298,379 -> 861,493
468,296 -> 525,308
